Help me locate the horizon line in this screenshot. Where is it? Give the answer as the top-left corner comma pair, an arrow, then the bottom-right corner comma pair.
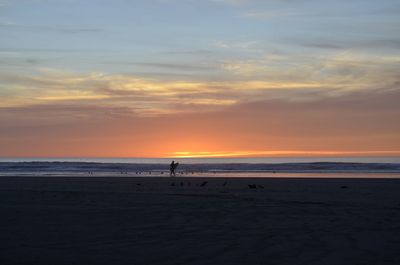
1,152 -> 400,160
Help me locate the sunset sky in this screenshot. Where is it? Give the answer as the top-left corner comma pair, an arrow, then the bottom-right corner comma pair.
1,0 -> 400,157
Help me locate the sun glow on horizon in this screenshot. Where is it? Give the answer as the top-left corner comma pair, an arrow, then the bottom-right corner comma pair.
170,150 -> 400,158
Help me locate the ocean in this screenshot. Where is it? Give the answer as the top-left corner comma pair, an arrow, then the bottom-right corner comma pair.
1,157 -> 400,178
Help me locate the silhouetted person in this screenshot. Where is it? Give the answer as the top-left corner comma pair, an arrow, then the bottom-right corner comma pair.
170,160 -> 179,177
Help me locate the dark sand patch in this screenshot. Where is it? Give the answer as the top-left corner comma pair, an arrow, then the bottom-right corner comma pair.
1,177 -> 400,265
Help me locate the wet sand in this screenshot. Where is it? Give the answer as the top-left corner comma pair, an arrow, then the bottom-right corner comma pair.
1,176 -> 400,265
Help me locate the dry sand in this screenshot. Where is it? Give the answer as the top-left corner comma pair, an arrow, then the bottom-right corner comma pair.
1,176 -> 400,265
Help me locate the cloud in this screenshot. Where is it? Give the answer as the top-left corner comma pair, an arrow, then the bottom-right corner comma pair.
0,52 -> 398,115
0,0 -> 78,7
1,84 -> 399,157
0,22 -> 102,34
220,51 -> 400,94
210,0 -> 252,5
160,49 -> 215,55
101,62 -> 215,72
298,39 -> 400,50
0,70 -> 240,115
244,10 -> 304,19
214,40 -> 260,50
1,49 -> 399,118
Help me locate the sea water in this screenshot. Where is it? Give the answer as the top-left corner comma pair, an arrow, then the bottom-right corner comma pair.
1,157 -> 400,178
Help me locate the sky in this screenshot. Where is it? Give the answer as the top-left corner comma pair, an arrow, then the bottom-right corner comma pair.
1,0 -> 400,158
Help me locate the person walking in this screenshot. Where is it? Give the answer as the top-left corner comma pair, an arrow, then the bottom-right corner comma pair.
170,160 -> 179,177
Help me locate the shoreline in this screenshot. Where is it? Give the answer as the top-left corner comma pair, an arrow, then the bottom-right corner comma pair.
2,172 -> 400,179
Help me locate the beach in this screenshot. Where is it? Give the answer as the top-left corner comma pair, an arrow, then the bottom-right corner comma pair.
1,176 -> 400,265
